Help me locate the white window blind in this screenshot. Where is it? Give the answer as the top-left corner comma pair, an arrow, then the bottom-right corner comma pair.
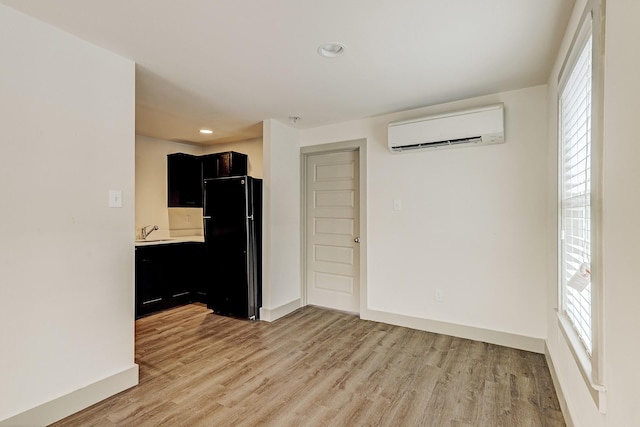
560,35 -> 593,355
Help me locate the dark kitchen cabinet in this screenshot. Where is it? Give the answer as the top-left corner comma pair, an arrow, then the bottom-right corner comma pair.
168,151 -> 248,208
189,245 -> 208,303
168,153 -> 202,207
135,246 -> 166,317
201,151 -> 247,180
162,244 -> 195,308
135,242 -> 206,318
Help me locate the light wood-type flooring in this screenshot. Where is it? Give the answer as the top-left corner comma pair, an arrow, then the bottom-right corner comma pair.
52,304 -> 565,426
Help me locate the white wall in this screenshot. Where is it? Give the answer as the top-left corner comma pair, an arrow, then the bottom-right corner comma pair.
600,2 -> 640,422
546,1 -> 640,425
261,119 -> 301,318
297,86 -> 548,345
0,4 -> 137,423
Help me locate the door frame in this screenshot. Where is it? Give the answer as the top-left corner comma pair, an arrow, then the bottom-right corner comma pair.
300,139 -> 368,315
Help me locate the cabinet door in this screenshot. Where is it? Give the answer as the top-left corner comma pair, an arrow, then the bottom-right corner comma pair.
186,243 -> 207,303
135,247 -> 165,318
164,243 -> 205,307
168,153 -> 202,207
217,152 -> 231,177
162,245 -> 188,308
136,243 -> 206,318
201,152 -> 248,179
228,152 -> 248,176
201,154 -> 220,180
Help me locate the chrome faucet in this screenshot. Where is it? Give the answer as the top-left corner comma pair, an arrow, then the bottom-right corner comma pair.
141,225 -> 159,240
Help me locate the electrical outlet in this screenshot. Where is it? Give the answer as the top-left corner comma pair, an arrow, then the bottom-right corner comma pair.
393,199 -> 402,211
435,288 -> 443,302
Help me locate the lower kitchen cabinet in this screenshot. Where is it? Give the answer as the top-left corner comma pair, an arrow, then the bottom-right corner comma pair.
189,245 -> 208,304
135,242 -> 205,318
135,247 -> 166,316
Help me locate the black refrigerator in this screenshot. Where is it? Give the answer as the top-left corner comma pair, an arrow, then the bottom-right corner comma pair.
203,176 -> 262,320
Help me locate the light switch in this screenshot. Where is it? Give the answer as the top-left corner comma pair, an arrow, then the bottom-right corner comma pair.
393,199 -> 402,211
109,190 -> 122,208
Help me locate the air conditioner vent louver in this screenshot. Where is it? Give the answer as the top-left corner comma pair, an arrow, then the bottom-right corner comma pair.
391,136 -> 483,152
388,104 -> 504,153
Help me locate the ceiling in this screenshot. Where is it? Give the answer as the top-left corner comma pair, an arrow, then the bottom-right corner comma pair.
0,0 -> 573,145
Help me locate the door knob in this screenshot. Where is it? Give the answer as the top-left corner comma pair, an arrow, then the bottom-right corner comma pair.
354,237 -> 361,243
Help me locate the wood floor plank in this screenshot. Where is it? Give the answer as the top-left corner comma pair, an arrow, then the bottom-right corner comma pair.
50,304 -> 565,427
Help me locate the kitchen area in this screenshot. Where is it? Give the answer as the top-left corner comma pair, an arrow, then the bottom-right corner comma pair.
134,135 -> 263,320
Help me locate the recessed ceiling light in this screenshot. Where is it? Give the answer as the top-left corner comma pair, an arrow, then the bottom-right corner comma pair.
317,42 -> 346,58
199,129 -> 213,134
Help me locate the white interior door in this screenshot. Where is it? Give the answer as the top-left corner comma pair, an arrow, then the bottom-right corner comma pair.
306,150 -> 360,313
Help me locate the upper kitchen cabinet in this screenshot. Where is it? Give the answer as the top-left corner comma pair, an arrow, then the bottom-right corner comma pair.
201,151 -> 247,180
168,153 -> 202,207
167,151 -> 248,208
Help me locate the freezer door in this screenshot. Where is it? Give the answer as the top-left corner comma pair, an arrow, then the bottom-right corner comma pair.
204,177 -> 247,224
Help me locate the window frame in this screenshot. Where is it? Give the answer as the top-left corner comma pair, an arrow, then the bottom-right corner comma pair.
556,0 -> 606,413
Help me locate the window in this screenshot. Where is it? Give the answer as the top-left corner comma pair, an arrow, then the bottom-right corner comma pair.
557,0 -> 606,411
559,34 -> 593,354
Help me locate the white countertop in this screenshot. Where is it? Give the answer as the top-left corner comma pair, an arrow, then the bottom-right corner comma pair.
134,235 -> 205,247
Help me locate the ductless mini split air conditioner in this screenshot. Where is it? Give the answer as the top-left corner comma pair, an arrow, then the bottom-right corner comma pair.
387,103 -> 505,153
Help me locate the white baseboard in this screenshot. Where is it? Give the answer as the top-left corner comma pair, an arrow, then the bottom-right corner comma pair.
0,364 -> 139,427
260,298 -> 301,322
362,308 -> 545,353
545,343 -> 575,427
